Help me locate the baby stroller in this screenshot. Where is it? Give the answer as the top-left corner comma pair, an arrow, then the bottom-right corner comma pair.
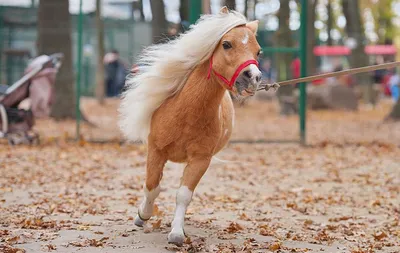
0,53 -> 63,145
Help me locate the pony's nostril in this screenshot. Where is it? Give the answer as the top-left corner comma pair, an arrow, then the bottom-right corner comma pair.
256,75 -> 261,82
243,70 -> 251,79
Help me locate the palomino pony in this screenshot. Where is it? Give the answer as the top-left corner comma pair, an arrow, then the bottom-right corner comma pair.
119,7 -> 262,246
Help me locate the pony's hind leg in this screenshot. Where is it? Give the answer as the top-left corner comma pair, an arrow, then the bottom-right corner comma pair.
168,155 -> 211,246
134,146 -> 167,227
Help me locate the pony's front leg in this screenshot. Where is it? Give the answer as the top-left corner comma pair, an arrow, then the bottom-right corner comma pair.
134,146 -> 167,227
168,156 -> 211,246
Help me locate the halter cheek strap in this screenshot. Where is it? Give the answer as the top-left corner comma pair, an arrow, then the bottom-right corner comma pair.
207,55 -> 259,89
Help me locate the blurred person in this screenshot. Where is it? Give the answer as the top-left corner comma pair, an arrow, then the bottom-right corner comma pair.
104,49 -> 128,97
372,56 -> 386,85
259,58 -> 276,83
388,68 -> 400,102
291,56 -> 300,88
382,69 -> 393,96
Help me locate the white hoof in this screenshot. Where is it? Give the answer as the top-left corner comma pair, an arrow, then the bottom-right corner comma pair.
134,214 -> 146,227
168,228 -> 185,246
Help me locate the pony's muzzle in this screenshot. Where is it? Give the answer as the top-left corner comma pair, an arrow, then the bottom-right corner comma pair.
235,64 -> 262,96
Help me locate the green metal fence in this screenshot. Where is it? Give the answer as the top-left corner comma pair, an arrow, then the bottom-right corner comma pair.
189,0 -> 308,145
0,5 -> 151,96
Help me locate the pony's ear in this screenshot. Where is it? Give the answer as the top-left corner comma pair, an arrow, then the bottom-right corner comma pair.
246,20 -> 259,34
220,6 -> 229,14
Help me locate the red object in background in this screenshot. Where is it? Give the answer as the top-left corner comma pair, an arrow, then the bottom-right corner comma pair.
291,58 -> 301,79
365,45 -> 397,55
311,78 -> 324,85
313,46 -> 351,56
382,74 -> 392,96
314,45 -> 397,56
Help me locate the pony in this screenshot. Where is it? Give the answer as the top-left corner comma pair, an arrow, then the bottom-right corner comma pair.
119,7 -> 262,246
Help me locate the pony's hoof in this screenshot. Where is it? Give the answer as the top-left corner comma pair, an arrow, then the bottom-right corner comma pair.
168,229 -> 185,246
134,214 -> 146,227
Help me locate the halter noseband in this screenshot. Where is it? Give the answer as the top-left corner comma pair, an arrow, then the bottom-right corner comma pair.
206,55 -> 259,90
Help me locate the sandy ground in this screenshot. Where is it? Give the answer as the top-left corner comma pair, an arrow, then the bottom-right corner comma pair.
1,97 -> 400,253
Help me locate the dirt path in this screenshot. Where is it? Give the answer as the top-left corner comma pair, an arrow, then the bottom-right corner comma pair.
1,98 -> 400,252
1,141 -> 400,253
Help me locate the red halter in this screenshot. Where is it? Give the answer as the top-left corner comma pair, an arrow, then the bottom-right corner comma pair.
206,55 -> 259,90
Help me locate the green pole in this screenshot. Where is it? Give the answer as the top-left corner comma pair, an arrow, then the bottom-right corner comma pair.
299,0 -> 308,145
76,0 -> 83,140
189,0 -> 202,24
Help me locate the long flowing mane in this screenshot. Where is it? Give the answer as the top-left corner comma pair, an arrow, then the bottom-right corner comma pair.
119,10 -> 247,142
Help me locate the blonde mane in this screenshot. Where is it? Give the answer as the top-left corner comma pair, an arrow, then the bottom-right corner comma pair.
119,10 -> 247,142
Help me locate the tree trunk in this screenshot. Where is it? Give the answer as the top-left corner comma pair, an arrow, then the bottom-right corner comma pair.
203,0 -> 211,14
95,0 -> 105,105
179,0 -> 189,23
253,0 -> 258,20
150,0 -> 167,44
37,0 -> 76,119
244,0 -> 248,18
327,0 -> 333,46
307,0 -> 318,75
224,0 -> 236,10
342,0 -> 373,105
276,0 -> 295,115
138,0 -> 145,21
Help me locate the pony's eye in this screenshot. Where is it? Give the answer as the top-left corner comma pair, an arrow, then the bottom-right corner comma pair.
222,41 -> 232,50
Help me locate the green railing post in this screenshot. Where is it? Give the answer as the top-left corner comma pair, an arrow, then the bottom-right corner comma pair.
299,0 -> 308,145
262,47 -> 300,54
189,0 -> 202,24
76,0 -> 83,140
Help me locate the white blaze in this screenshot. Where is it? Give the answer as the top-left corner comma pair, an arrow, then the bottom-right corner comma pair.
242,31 -> 249,45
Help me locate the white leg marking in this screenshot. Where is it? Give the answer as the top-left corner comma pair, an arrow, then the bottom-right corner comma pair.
168,186 -> 193,246
134,185 -> 161,226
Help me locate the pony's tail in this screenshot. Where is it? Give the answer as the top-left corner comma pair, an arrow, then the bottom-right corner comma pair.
118,74 -> 171,143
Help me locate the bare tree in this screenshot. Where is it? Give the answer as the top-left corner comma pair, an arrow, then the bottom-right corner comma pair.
254,0 -> 258,20
342,0 -> 373,104
326,1 -> 333,46
244,0 -> 249,18
179,0 -> 189,23
203,0 -> 211,14
150,0 -> 167,44
138,0 -> 145,21
37,0 -> 75,119
95,0 -> 105,105
307,0 -> 318,75
131,0 -> 145,21
224,0 -> 236,10
276,0 -> 295,115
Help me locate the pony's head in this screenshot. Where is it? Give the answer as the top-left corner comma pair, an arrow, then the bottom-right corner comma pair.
208,7 -> 262,96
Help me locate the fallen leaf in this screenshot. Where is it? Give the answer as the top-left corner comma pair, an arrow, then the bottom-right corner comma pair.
152,219 -> 162,229
373,231 -> 388,241
269,242 -> 281,251
224,222 -> 243,234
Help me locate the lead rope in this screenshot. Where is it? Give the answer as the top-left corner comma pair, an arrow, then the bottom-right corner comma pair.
258,61 -> 400,92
